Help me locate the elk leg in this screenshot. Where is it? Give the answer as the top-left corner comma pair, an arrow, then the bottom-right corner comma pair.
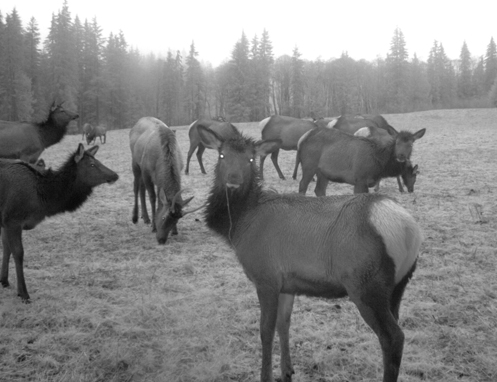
270,150 -> 286,180
132,172 -> 141,224
5,227 -> 30,302
196,145 -> 207,174
172,223 -> 178,236
314,172 -> 329,197
292,151 -> 300,180
396,176 -> 405,193
256,287 -> 280,382
1,230 -> 11,288
277,293 -> 295,382
298,167 -> 315,195
390,262 -> 416,321
185,144 -> 197,175
374,180 -> 381,192
145,184 -> 157,232
350,287 -> 404,382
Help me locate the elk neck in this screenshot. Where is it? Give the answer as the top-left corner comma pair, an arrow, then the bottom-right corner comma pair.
37,157 -> 94,216
205,168 -> 263,243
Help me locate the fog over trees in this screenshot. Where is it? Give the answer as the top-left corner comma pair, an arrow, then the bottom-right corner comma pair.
1,3 -> 496,130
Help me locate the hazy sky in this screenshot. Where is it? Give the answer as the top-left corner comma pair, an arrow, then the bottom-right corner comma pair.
2,0 -> 495,66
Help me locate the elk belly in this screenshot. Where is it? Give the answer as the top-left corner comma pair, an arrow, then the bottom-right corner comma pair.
368,198 -> 422,283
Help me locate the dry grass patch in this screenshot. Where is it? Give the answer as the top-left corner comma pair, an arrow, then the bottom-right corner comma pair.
1,109 -> 496,381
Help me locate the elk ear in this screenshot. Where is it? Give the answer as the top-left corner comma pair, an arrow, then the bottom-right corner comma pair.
181,196 -> 194,207
198,125 -> 223,150
255,139 -> 281,157
413,164 -> 419,174
74,143 -> 86,163
86,145 -> 99,156
413,128 -> 426,140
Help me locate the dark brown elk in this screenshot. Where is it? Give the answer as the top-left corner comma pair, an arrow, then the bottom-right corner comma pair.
259,115 -> 317,180
298,116 -> 425,195
0,102 -> 78,164
82,122 -> 94,141
0,144 -> 118,302
197,125 -> 422,382
185,118 -> 240,175
334,114 -> 399,137
130,117 -> 199,244
86,124 -> 107,145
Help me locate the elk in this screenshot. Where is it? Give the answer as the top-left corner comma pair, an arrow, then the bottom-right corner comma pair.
197,125 -> 422,382
298,117 -> 425,195
86,124 -> 107,145
0,101 -> 78,164
130,117 -> 200,244
0,144 -> 118,302
82,122 -> 94,141
259,115 -> 317,180
185,118 -> 240,175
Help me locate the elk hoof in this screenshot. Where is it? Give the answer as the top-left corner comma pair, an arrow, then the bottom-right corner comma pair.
1,280 -> 9,288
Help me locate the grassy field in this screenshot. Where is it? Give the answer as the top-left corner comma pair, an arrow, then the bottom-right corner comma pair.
0,109 -> 496,382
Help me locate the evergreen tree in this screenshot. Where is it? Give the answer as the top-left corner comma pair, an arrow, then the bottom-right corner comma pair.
407,54 -> 430,111
272,54 -> 292,115
226,31 -> 250,121
457,41 -> 473,99
427,41 -> 456,108
472,56 -> 486,98
24,17 -> 42,118
484,37 -> 497,93
385,27 -> 409,111
291,46 -> 305,117
44,0 -> 78,109
3,9 -> 32,120
184,41 -> 204,121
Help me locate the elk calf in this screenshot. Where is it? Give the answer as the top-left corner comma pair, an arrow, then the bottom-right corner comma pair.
198,125 -> 423,382
0,144 -> 118,302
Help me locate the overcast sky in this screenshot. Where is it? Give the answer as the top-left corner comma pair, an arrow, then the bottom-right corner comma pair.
2,0 -> 495,66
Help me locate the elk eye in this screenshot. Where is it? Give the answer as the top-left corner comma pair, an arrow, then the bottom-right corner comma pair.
219,153 -> 225,159
249,158 -> 254,163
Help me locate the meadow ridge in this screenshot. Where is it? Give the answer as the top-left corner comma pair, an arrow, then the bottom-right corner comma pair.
0,109 -> 496,382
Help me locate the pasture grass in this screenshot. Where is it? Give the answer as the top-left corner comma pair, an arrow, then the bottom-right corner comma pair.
1,108 -> 496,381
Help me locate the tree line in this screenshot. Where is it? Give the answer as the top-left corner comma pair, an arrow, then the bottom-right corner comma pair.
1,3 -> 496,133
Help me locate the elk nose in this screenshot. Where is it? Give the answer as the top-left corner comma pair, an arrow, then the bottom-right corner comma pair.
157,238 -> 167,245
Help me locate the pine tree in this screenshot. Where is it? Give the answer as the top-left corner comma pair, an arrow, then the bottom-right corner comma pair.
457,41 -> 473,99
3,9 -> 32,120
386,27 -> 409,111
472,56 -> 486,98
23,17 -> 42,118
291,46 -> 305,117
484,37 -> 497,93
44,1 -> 78,110
226,32 -> 250,121
184,41 -> 204,121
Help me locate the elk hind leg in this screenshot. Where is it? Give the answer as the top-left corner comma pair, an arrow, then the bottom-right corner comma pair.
270,150 -> 286,180
1,230 -> 12,288
350,285 -> 404,382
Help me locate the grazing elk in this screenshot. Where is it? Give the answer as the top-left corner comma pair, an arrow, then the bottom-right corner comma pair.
86,124 -> 107,145
0,144 -> 118,302
298,116 -> 425,195
185,118 -> 240,175
259,115 -> 317,180
0,101 -> 78,164
197,125 -> 422,382
82,122 -> 94,141
130,117 -> 199,244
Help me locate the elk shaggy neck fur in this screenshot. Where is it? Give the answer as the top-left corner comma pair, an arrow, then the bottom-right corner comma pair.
157,127 -> 183,201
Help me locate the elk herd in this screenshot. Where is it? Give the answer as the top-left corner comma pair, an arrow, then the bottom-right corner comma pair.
0,102 -> 426,382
